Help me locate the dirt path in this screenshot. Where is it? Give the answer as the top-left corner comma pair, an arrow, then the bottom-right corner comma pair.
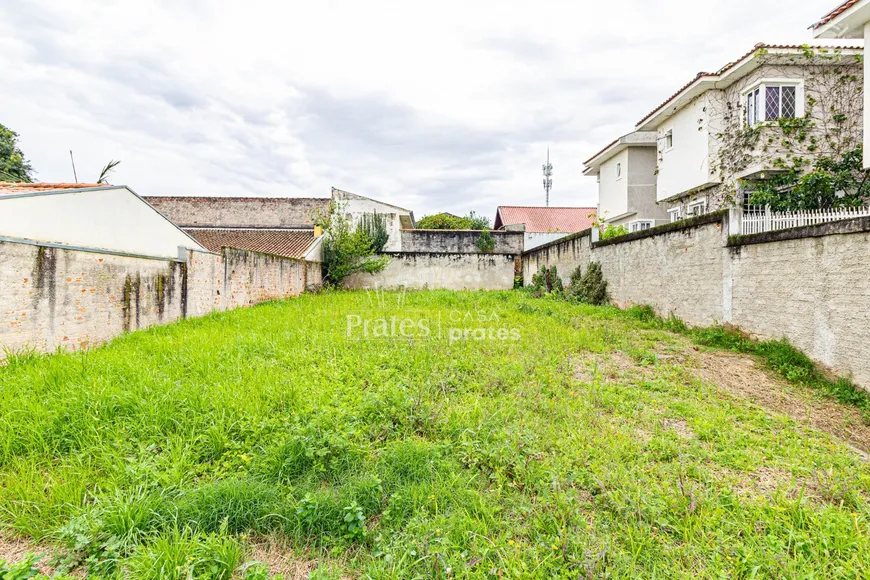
694,350 -> 870,457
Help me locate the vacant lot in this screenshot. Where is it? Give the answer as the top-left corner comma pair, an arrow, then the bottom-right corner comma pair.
1,290 -> 869,578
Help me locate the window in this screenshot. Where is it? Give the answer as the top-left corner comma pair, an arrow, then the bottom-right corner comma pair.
687,199 -> 707,217
665,130 -> 673,150
616,162 -> 622,179
629,220 -> 653,233
745,82 -> 800,126
668,207 -> 682,222
747,88 -> 760,127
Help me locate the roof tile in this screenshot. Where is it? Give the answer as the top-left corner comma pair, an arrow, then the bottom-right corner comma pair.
184,229 -> 316,259
496,206 -> 597,233
0,182 -> 107,194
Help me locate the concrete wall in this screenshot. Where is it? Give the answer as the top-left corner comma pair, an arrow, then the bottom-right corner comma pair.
627,148 -> 668,222
0,187 -> 205,259
0,239 -> 313,359
525,232 -> 568,251
332,188 -> 414,253
345,253 -> 516,291
521,214 -> 870,390
400,230 -> 524,254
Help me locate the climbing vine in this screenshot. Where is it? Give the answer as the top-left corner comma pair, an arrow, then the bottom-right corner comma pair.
707,46 -> 866,210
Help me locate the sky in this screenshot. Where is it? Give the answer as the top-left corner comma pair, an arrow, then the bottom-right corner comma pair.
0,0 -> 856,219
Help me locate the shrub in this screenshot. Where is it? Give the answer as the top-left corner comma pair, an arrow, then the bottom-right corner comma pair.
356,211 -> 389,253
530,265 -> 562,294
317,202 -> 390,287
475,230 -> 495,253
600,224 -> 629,240
566,263 -> 608,305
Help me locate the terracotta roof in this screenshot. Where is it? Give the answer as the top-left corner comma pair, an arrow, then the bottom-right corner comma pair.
0,182 -> 107,194
813,0 -> 861,28
636,43 -> 863,127
495,206 -> 597,233
184,228 -> 316,259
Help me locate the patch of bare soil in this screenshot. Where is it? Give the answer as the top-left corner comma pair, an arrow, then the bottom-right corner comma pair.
695,351 -> 870,456
0,535 -> 80,577
573,351 -> 651,384
243,537 -> 322,580
662,418 -> 695,439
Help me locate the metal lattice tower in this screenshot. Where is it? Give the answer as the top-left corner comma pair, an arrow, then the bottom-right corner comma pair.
542,147 -> 553,207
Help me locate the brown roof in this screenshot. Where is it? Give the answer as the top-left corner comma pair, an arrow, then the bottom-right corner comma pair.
184,228 -> 316,259
495,206 -> 597,233
0,182 -> 107,194
636,43 -> 862,127
813,0 -> 861,28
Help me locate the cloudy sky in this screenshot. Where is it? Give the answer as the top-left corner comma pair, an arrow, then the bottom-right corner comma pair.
0,0 -> 855,218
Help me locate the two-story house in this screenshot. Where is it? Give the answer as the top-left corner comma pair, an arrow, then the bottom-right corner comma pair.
583,131 -> 669,232
636,43 -> 863,219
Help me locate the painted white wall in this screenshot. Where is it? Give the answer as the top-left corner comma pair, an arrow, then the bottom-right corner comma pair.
332,189 -> 413,252
525,232 -> 568,251
655,95 -> 716,202
598,149 -> 629,221
0,187 -> 205,259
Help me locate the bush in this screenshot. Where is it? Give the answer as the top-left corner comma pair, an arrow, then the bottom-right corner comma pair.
565,263 -> 608,305
317,203 -> 390,287
530,265 -> 562,294
475,230 -> 495,253
600,224 -> 629,240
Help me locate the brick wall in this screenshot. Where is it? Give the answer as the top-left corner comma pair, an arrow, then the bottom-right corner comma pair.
521,214 -> 870,390
145,196 -> 329,228
0,240 -> 313,359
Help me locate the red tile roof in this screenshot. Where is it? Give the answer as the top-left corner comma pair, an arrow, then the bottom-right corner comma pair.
813,0 -> 861,28
495,206 -> 597,233
636,43 -> 862,127
184,228 -> 316,259
0,182 -> 107,194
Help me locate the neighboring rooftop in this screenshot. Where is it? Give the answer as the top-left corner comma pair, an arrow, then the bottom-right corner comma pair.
812,0 -> 870,37
0,182 -> 107,194
184,228 -> 316,259
144,196 -> 331,229
636,43 -> 863,129
494,206 -> 597,233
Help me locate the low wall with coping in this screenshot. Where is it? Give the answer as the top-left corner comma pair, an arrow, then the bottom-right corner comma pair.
0,240 -> 313,359
400,230 -> 524,254
521,212 -> 870,390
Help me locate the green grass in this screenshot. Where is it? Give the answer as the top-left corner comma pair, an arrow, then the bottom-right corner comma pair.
1,290 -> 870,578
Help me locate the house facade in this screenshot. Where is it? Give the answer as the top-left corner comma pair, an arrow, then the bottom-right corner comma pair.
636,43 -> 863,218
583,131 -> 667,232
812,0 -> 870,169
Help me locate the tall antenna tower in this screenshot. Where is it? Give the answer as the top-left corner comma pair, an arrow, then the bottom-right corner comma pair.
542,147 -> 553,207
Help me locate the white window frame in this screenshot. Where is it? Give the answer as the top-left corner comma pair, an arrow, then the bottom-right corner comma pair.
663,129 -> 674,152
668,207 -> 682,222
687,199 -> 707,217
629,220 -> 653,233
743,79 -> 804,127
615,162 -> 622,180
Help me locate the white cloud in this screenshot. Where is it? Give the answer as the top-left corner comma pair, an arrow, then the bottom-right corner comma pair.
0,0 -> 857,219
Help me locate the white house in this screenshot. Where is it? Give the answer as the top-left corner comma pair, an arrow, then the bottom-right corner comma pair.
582,131 -> 668,232
812,0 -> 870,168
0,183 -> 206,259
635,43 -> 863,219
331,187 -> 415,252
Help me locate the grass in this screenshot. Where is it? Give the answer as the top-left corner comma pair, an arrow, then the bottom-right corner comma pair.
0,290 -> 869,578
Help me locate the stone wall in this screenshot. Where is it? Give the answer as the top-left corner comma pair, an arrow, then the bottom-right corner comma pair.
521,213 -> 870,390
345,253 -> 516,291
401,230 -> 524,254
0,240 -> 312,359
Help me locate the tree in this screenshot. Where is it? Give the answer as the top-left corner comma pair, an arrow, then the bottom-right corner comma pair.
0,123 -> 34,182
316,203 -> 390,287
416,211 -> 492,230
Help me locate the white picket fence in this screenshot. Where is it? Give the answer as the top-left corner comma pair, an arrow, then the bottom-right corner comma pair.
741,205 -> 870,235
